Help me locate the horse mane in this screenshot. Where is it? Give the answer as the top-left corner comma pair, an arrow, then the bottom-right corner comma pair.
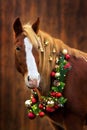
23,23 -> 87,95
23,23 -> 87,61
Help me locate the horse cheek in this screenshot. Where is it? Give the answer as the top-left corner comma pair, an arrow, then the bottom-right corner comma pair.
15,55 -> 22,73
15,52 -> 26,75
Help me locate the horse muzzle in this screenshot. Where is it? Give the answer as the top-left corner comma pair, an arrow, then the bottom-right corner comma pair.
24,73 -> 40,89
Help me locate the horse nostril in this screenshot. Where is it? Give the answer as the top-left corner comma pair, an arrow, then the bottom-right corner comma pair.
27,76 -> 30,81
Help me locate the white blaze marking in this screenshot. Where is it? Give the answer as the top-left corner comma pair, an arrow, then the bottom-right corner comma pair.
24,37 -> 40,87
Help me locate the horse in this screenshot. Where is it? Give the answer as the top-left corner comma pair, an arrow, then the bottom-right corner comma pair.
13,17 -> 87,130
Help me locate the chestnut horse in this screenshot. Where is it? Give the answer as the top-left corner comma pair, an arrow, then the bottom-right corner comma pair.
13,17 -> 87,130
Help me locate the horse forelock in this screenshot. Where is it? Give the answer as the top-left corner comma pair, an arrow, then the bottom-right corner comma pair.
22,23 -> 87,95
23,24 -> 39,49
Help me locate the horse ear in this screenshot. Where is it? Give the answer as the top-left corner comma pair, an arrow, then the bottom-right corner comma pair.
13,17 -> 23,37
32,17 -> 40,34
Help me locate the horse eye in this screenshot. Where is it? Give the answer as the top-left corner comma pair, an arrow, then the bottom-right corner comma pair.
16,46 -> 21,51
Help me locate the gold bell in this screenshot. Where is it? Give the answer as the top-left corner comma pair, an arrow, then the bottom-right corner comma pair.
55,57 -> 59,63
49,56 -> 53,61
55,65 -> 59,69
40,48 -> 44,53
44,41 -> 49,46
52,48 -> 56,53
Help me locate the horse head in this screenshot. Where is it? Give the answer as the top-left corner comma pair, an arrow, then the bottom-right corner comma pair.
13,18 -> 41,90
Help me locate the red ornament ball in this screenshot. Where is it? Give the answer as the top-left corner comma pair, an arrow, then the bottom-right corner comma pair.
28,112 -> 36,119
46,107 -> 55,112
65,54 -> 70,60
39,111 -> 45,117
54,105 -> 59,109
39,104 -> 44,109
31,97 -> 37,104
50,92 -> 56,97
56,92 -> 62,97
64,63 -> 71,69
50,71 -> 55,77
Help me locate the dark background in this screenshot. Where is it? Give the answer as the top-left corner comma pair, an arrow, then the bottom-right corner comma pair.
0,0 -> 87,130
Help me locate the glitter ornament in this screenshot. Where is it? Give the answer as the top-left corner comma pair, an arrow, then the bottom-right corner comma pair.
53,80 -> 60,86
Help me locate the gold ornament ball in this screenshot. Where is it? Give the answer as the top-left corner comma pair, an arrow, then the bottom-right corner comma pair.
62,49 -> 68,55
49,56 -> 53,61
47,100 -> 54,107
55,72 -> 60,77
25,100 -> 32,107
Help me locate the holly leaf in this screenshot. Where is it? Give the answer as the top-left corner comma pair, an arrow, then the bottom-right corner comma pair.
58,97 -> 67,104
31,104 -> 39,114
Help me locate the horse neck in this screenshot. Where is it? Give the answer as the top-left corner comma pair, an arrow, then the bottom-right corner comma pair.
38,31 -> 87,95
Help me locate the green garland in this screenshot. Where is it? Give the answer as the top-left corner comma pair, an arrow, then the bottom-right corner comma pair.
25,49 -> 72,119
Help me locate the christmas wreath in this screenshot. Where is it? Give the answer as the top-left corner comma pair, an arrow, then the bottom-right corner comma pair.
25,49 -> 72,119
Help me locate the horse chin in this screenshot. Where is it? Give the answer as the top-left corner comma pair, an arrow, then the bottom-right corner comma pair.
26,85 -> 35,89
